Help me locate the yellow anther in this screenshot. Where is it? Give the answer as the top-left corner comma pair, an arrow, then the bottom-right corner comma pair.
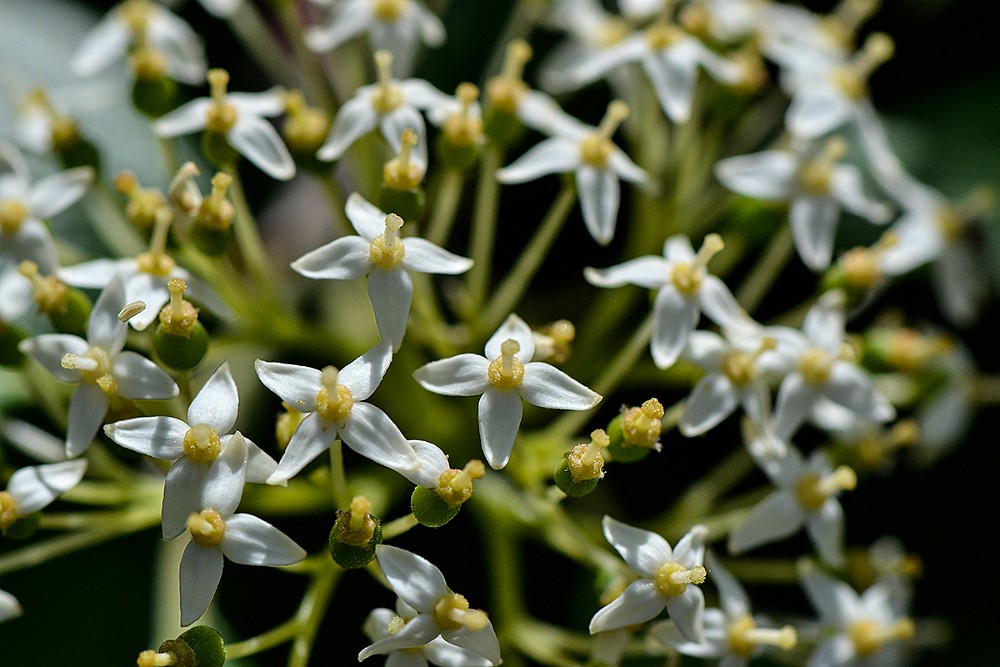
372,0 -> 408,21
120,0 -> 154,34
433,593 -> 490,632
118,301 -> 147,323
187,509 -> 226,546
487,40 -> 532,112
798,137 -> 848,196
96,373 -> 118,395
535,319 -> 576,363
183,423 -> 222,464
436,460 -> 486,508
316,367 -> 355,424
579,100 -> 629,167
276,403 -> 305,450
671,234 -> 724,296
371,50 -> 404,113
833,32 -> 894,100
168,162 -> 201,215
0,199 -> 28,234
0,491 -> 20,531
566,429 -> 608,482
205,68 -> 237,134
655,561 -> 707,597
369,213 -> 407,268
722,337 -> 777,386
383,128 -> 423,190
848,617 -> 914,656
62,347 -> 113,385
443,83 -> 483,146
348,496 -> 372,532
799,347 -> 837,386
136,649 -> 177,667
17,261 -> 69,314
622,398 -> 665,449
386,615 -> 406,635
856,419 -> 918,469
487,339 -> 524,390
727,615 -> 798,656
794,465 -> 857,511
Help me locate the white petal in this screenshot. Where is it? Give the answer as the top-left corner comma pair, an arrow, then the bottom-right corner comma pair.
369,268 -> 413,351
19,334 -> 88,382
651,286 -> 698,369
807,636 -> 855,667
563,35 -> 647,87
220,514 -> 306,565
306,4 -> 373,52
358,613 -> 440,661
648,619 -> 721,657
644,49 -> 697,124
714,151 -> 797,200
588,579 -> 665,633
163,458 -> 211,539
423,637 -> 494,667
267,412 -> 335,484
340,402 -> 419,472
292,236 -> 373,279
401,439 -> 449,488
66,383 -> 108,458
179,542 -> 224,626
147,9 -> 207,84
440,621 -> 502,666
339,340 -> 394,401
727,489 -> 804,554
345,192 -> 390,240
241,436 -> 280,485
122,273 -> 168,331
228,89 -> 287,118
228,115 -> 296,181
806,500 -> 846,568
664,585 -> 706,643
200,434 -> 248,516
104,416 -> 187,459
832,166 -> 891,223
113,351 -> 179,400
609,150 -> 649,185
773,373 -> 818,441
0,590 -> 22,623
790,195 -> 839,271
376,544 -> 449,611
484,314 -> 534,361
28,168 -> 93,219
684,331 -> 727,369
58,258 -> 129,288
254,360 -> 320,412
671,525 -> 708,565
153,98 -> 212,137
935,246 -> 983,326
602,515 -> 671,578
412,3 -> 446,46
8,459 -> 88,514
802,291 -> 845,352
413,355 -> 490,396
786,85 -> 854,139
70,14 -> 130,77
187,363 -> 239,433
495,137 -> 580,183
705,551 -> 750,620
317,96 -> 379,162
4,219 -> 58,275
680,374 -> 737,436
584,256 -> 670,289
402,238 -> 473,274
577,165 -> 619,245
478,390 -> 522,470
519,362 -> 601,410
823,363 -> 895,423
799,564 -> 859,626
88,275 -> 128,353
663,235 -> 696,262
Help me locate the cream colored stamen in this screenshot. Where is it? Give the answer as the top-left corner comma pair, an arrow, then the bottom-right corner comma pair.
722,337 -> 777,386
348,496 -> 372,532
205,69 -> 237,133
433,594 -> 490,632
369,214 -> 406,268
183,423 -> 222,464
622,398 -> 665,449
727,616 -> 797,656
794,466 -> 856,511
386,615 -> 406,635
833,33 -> 894,100
371,50 -> 404,113
18,261 -> 69,313
841,232 -> 897,289
198,173 -> 234,231
187,509 -> 226,546
136,649 -> 177,667
136,208 -> 177,277
383,128 -> 423,190
62,347 -> 116,393
443,83 -> 483,146
848,617 -> 915,656
821,0 -> 879,48
119,301 -> 147,323
798,137 -> 849,196
487,40 -> 532,111
316,366 -> 355,423
579,100 -> 629,167
655,560 -> 707,597
436,460 -> 486,507
566,429 -> 608,482
487,339 -> 524,390
671,234 -> 724,296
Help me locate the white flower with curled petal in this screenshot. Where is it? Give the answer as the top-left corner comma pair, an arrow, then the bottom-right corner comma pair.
316,50 -> 449,165
363,599 -> 495,667
70,0 -> 207,84
496,100 -> 648,246
590,517 -> 709,641
649,551 -> 797,665
585,234 -> 743,369
359,545 -> 501,665
715,137 -> 891,271
291,193 -> 472,350
413,314 -> 601,470
103,363 -> 278,539
730,442 -> 856,567
0,460 -> 88,534
305,0 -> 445,77
153,69 -> 295,181
18,274 -> 178,457
178,439 -> 305,626
255,340 -> 419,484
0,142 -> 93,275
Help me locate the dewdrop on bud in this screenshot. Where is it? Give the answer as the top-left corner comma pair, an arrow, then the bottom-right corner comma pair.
607,399 -> 665,463
329,495 -> 382,569
554,430 -> 608,497
412,460 -> 486,527
140,626 -> 226,667
153,278 -> 208,370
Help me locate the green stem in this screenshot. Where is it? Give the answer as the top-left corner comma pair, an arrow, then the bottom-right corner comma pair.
381,512 -> 419,540
329,439 -> 350,510
425,168 -> 466,247
735,223 -> 795,315
227,618 -> 300,660
480,181 -> 577,334
467,146 -> 504,312
272,0 -> 338,112
226,0 -> 300,88
226,167 -> 280,306
288,564 -> 341,667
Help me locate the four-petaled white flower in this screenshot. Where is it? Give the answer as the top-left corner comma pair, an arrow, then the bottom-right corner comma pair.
18,274 -> 179,457
255,340 -> 419,484
153,69 -> 295,181
306,0 -> 445,77
178,438 -> 306,626
291,193 -> 472,350
730,443 -> 855,567
0,460 -> 88,533
0,142 -> 93,275
590,516 -> 709,641
650,551 -> 797,666
363,600 -> 495,667
359,544 -> 501,665
715,137 -> 891,271
585,234 -> 743,369
413,314 -> 601,470
104,363 -> 278,539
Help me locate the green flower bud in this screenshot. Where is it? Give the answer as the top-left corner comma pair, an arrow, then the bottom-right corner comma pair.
411,485 -> 461,527
377,185 -> 425,223
132,77 -> 179,118
143,625 -> 226,667
328,496 -> 382,569
553,459 -> 600,497
202,131 -> 239,170
47,288 -> 91,337
153,278 -> 209,371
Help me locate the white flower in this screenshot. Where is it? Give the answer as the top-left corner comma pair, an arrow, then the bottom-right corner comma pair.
771,290 -> 894,441
0,142 -> 93,275
358,545 -> 501,665
585,234 -> 743,369
649,551 -> 797,665
70,0 -> 207,84
413,314 -> 601,470
18,274 -> 179,457
799,561 -> 915,667
363,601 -> 495,667
153,69 -> 295,181
104,363 -> 278,539
291,193 -> 472,350
0,589 -> 22,623
714,137 -> 891,271
0,262 -> 35,322
590,517 -> 708,641
255,340 -> 419,484
729,443 -> 854,567
178,439 -> 306,626
305,0 -> 445,77
0,460 -> 88,533
496,100 -> 648,246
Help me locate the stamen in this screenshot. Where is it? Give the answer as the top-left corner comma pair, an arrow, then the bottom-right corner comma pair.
487,339 -> 525,390
0,198 -> 29,234
443,83 -> 483,146
205,69 -> 237,133
436,460 -> 486,507
62,353 -> 99,372
158,278 -> 199,336
371,50 -> 403,113
728,616 -> 797,655
0,491 -> 21,530
199,173 -> 235,230
841,232 -> 897,289
487,40 -> 532,111
849,617 -> 915,655
348,496 -> 372,532
383,128 -> 423,190
433,593 -> 490,632
834,33 -> 894,99
119,301 -> 147,322
136,649 -> 177,667
333,495 -> 377,546
501,40 -> 532,84
17,260 -> 70,313
183,423 -> 222,463
655,561 -> 707,597
316,367 -> 355,423
566,430 -> 608,482
168,162 -> 201,215
579,101 -> 629,167
136,208 -> 177,277
671,234 -> 724,295
723,337 -> 777,386
321,366 -> 340,390
208,68 -> 230,107
386,615 -> 406,635
794,466 -> 856,511
187,509 -> 226,546
622,398 -> 665,450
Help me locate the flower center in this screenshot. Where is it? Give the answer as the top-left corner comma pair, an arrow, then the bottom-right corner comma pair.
0,491 -> 21,531
798,347 -> 837,386
0,199 -> 29,234
205,69 -> 238,134
372,0 -> 408,22
793,466 -> 857,511
487,339 -> 525,390
670,234 -> 724,296
370,50 -> 404,114
727,615 -> 798,656
62,347 -> 116,393
442,83 -> 483,147
597,17 -> 630,47
433,593 -> 490,632
183,423 -> 222,464
797,138 -> 848,196
187,509 -> 226,547
18,261 -> 69,314
436,460 -> 486,508
722,337 -> 777,387
315,366 -> 355,424
566,429 -> 608,482
334,495 -> 377,546
832,33 -> 894,100
487,40 -> 531,112
579,100 -> 629,168
383,128 -> 423,191
655,560 -> 707,597
621,398 -> 665,449
136,207 -> 177,277
369,213 -> 406,268
856,420 -> 918,470
848,617 -> 915,656
818,0 -> 879,50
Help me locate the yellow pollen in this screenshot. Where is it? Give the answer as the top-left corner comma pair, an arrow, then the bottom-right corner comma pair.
63,347 -> 113,385
370,50 -> 404,113
187,509 -> 226,546
369,213 -> 407,268
136,649 -> 177,667
727,616 -> 798,656
386,615 -> 406,635
436,460 -> 486,508
566,429 -> 608,482
655,561 -> 707,597
848,618 -> 915,656
316,367 -> 355,424
433,593 -> 490,632
205,69 -> 238,134
621,398 -> 665,449
198,173 -> 235,231
0,199 -> 29,234
833,32 -> 894,100
487,339 -> 524,390
487,40 -> 532,112
671,234 -> 724,296
183,424 -> 222,464
794,466 -> 857,511
798,137 -> 848,195
0,491 -> 20,531
383,128 -> 423,190
579,100 -> 629,167
372,0 -> 408,22
17,261 -> 69,314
